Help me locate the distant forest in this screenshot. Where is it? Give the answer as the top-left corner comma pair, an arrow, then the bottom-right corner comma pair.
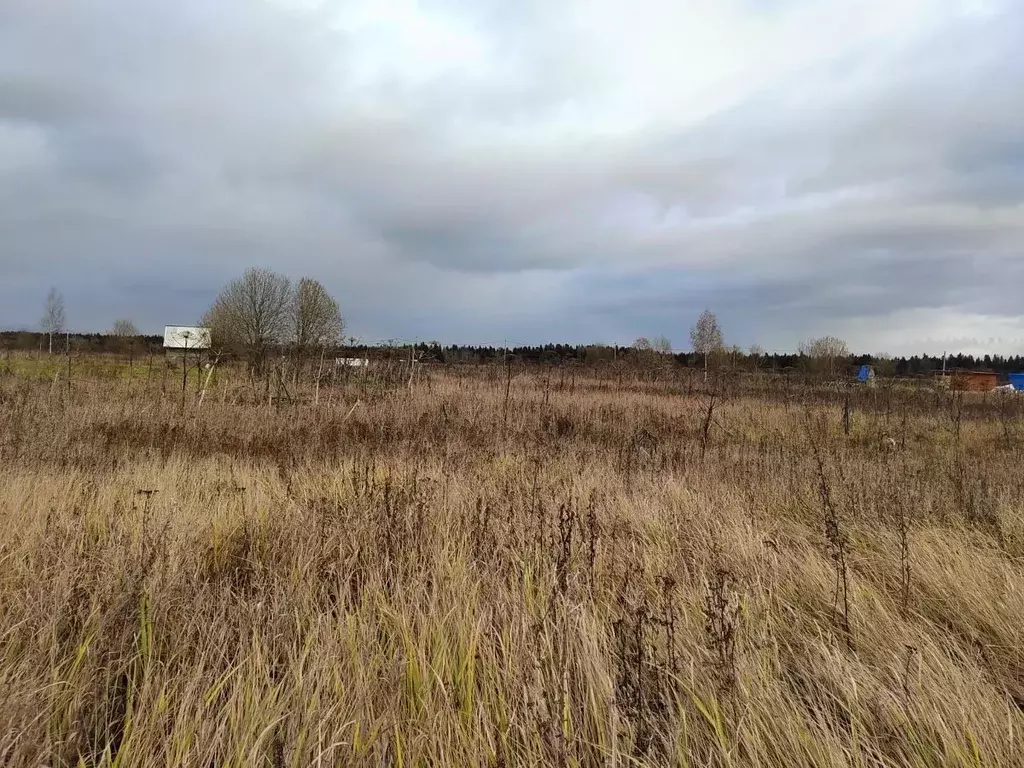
3,330 -> 1023,378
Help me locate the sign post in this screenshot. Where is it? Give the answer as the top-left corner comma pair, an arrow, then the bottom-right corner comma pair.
163,326 -> 211,411
163,326 -> 211,351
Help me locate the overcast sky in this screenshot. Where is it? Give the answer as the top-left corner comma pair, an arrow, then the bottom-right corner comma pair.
2,0 -> 1023,355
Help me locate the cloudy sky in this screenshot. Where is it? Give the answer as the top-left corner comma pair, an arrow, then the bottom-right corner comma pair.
2,0 -> 1023,355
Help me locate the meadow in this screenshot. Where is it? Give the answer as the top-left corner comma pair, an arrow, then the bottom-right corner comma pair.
2,352 -> 1023,767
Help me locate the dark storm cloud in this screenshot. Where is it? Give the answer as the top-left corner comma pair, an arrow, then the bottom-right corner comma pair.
1,0 -> 1022,354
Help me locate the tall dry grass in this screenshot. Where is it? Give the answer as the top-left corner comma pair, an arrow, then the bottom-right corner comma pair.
1,359 -> 1023,766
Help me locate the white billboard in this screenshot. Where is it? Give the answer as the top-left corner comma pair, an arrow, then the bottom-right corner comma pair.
163,325 -> 211,350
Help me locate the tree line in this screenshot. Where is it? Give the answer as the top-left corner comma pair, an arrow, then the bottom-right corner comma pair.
330,342 -> 1024,378
4,332 -> 1024,378
6,285 -> 1024,378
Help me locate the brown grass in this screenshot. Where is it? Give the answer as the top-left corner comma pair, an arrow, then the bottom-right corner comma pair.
2,357 -> 1024,766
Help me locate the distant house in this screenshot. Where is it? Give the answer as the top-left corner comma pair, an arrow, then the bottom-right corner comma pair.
335,357 -> 369,367
948,370 -> 998,392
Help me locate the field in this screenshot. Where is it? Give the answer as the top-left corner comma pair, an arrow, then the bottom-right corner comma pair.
2,354 -> 1024,767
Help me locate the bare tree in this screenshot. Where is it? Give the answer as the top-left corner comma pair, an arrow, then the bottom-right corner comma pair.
652,335 -> 673,355
291,278 -> 343,376
110,318 -> 140,358
203,268 -> 291,370
799,335 -> 850,377
632,336 -> 654,370
111,318 -> 139,337
40,288 -> 66,355
872,352 -> 896,378
748,343 -> 765,371
690,309 -> 723,380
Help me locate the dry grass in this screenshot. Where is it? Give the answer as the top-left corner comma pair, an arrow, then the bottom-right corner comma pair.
2,359 -> 1024,766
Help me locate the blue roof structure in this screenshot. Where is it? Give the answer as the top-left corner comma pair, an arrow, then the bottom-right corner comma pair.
1009,373 -> 1024,391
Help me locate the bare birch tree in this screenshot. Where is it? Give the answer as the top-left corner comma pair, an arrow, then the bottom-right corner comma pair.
40,288 -> 66,355
690,309 -> 723,380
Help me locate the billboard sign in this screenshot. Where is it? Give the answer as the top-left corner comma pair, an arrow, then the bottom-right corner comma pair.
163,325 -> 211,350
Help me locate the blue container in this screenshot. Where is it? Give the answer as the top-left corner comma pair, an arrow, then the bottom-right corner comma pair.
1009,373 -> 1024,391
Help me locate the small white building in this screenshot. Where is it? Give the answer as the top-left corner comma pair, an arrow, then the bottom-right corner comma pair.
335,357 -> 369,367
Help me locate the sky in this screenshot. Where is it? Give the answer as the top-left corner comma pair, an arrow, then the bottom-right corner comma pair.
2,0 -> 1023,356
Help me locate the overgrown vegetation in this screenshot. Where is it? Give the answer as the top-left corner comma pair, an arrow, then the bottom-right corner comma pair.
1,354 -> 1023,766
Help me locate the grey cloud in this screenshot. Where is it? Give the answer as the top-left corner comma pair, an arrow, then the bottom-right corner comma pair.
1,0 -> 1023,352
0,78 -> 92,125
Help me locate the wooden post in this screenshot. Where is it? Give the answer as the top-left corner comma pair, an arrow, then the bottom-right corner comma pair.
65,332 -> 71,400
161,349 -> 168,399
502,354 -> 512,432
314,345 -> 326,408
181,336 -> 189,412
